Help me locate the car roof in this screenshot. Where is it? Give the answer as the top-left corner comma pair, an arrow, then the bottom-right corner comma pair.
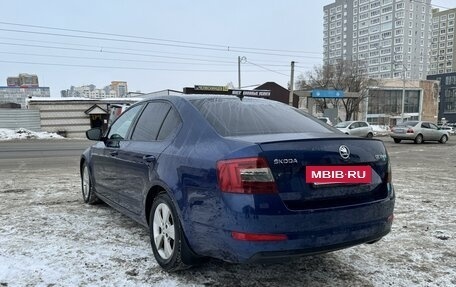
142,93 -> 262,100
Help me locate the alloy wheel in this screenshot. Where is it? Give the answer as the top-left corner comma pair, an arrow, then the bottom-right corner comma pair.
153,203 -> 175,260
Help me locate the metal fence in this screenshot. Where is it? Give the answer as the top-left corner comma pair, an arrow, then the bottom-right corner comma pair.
0,109 -> 41,131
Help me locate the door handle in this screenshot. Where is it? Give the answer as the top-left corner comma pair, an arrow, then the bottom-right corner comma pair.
110,151 -> 118,156
142,155 -> 156,163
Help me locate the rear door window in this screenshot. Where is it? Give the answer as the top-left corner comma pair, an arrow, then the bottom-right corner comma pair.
157,108 -> 181,140
131,102 -> 171,141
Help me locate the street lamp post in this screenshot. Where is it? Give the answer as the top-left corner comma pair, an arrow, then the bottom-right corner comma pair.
401,69 -> 406,123
393,59 -> 407,124
238,56 -> 246,89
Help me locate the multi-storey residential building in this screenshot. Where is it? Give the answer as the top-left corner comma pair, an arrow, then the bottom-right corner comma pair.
323,0 -> 432,80
6,73 -> 39,87
427,72 -> 456,123
429,8 -> 456,75
61,81 -> 129,98
0,74 -> 50,107
110,81 -> 128,98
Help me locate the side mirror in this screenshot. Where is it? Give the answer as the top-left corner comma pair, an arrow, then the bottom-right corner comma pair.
86,128 -> 103,141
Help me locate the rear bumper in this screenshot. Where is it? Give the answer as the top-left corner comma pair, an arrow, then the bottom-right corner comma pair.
188,189 -> 395,263
246,229 -> 389,263
390,133 -> 415,140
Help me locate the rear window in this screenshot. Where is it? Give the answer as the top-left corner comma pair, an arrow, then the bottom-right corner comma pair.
190,97 -> 334,137
401,121 -> 419,127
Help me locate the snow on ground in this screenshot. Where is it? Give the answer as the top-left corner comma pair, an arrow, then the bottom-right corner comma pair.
371,125 -> 390,136
0,140 -> 455,286
0,128 -> 63,141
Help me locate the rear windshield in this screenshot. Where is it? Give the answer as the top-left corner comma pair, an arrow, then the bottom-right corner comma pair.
400,121 -> 419,127
190,97 -> 334,137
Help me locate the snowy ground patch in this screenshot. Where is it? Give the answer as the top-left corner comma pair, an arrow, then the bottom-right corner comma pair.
0,128 -> 64,141
0,140 -> 455,286
371,125 -> 390,136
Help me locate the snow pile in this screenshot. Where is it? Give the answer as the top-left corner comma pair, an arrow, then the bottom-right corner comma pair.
371,125 -> 390,136
0,128 -> 64,141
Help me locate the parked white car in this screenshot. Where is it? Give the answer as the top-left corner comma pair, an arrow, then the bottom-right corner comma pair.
335,121 -> 374,138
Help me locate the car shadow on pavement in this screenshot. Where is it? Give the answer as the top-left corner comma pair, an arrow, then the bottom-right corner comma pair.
168,253 -> 374,287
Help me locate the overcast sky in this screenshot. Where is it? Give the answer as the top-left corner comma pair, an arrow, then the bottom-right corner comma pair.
0,0 -> 454,97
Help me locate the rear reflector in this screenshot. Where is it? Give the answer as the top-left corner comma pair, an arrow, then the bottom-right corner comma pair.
387,214 -> 394,223
217,157 -> 277,194
231,231 -> 287,241
386,160 -> 392,183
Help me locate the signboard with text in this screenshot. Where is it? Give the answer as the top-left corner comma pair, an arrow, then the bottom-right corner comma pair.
311,89 -> 345,98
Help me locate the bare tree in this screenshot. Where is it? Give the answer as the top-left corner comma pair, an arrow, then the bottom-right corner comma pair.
296,60 -> 373,121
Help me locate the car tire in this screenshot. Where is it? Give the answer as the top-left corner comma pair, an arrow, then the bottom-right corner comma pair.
150,192 -> 199,272
414,134 -> 423,144
367,132 -> 373,138
393,138 -> 401,143
439,135 -> 448,144
81,162 -> 100,205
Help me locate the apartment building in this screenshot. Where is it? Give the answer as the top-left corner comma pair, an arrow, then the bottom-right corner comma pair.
323,0 -> 432,80
428,8 -> 456,75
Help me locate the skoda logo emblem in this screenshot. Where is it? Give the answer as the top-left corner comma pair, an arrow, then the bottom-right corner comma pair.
339,145 -> 350,159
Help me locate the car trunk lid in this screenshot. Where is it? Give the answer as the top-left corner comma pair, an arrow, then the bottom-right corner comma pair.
228,133 -> 390,210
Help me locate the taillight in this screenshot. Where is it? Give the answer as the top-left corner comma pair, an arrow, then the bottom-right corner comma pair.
231,231 -> 287,241
406,128 -> 414,133
217,157 -> 277,194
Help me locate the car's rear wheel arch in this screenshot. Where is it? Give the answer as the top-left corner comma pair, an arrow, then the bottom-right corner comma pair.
145,185 -> 166,226
415,133 -> 424,144
80,157 -> 86,175
439,134 -> 448,144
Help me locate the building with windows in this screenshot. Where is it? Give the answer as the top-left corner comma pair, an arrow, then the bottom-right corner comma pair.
429,8 -> 456,75
0,74 -> 50,107
323,0 -> 432,80
61,81 -> 129,98
366,79 -> 439,126
427,72 -> 456,124
7,73 -> 39,87
110,81 -> 128,98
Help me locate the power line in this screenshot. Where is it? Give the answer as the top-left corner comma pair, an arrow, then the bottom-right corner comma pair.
0,59 -> 289,73
0,27 -> 322,59
245,60 -> 289,77
0,21 -> 322,55
0,36 -> 237,61
0,42 -> 235,63
1,36 -> 321,66
0,51 -> 238,66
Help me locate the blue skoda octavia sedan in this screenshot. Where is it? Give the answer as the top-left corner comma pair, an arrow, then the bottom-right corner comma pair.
81,95 -> 395,271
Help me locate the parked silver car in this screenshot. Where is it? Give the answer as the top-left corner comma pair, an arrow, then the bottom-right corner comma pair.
438,126 -> 455,135
390,121 -> 449,144
334,121 -> 374,138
